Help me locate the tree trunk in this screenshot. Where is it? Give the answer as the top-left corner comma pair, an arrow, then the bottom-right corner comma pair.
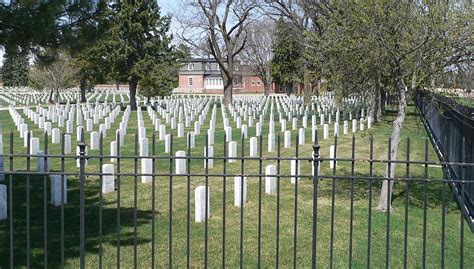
367,85 -> 377,120
80,78 -> 87,103
375,73 -> 383,122
376,86 -> 383,122
116,81 -> 119,92
129,78 -> 138,110
49,88 -> 55,104
376,80 -> 408,211
303,65 -> 311,104
263,83 -> 270,96
223,75 -> 233,106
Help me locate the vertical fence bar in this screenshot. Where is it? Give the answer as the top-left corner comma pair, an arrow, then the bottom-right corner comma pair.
43,131 -> 48,268
460,137 -> 465,269
257,133 -> 263,268
222,133 -> 227,268
386,138 -> 392,269
169,134 -> 173,268
239,135 -> 245,269
205,134 -> 209,269
349,134 -> 355,268
186,133 -> 191,269
26,131 -> 31,268
276,134 -> 281,269
78,141 -> 87,269
329,135 -> 338,269
441,136 -> 447,269
312,129 -> 320,269
293,132 -> 299,268
9,131 -> 14,268
98,133 -> 103,269
116,132 -> 121,268
404,138 -> 410,269
422,139 -> 428,268
367,136 -> 373,269
133,133 -> 138,269
60,133 -> 66,269
152,132 -> 156,268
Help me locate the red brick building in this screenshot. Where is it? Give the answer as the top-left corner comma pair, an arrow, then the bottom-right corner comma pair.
177,58 -> 283,94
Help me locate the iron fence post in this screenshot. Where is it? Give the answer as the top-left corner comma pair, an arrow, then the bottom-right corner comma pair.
312,137 -> 320,269
78,142 -> 87,269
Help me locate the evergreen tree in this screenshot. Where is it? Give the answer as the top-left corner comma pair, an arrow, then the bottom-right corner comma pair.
89,1 -> 183,110
2,46 -> 29,86
270,18 -> 304,95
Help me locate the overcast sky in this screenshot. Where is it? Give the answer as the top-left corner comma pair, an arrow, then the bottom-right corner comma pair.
0,1 -> 180,67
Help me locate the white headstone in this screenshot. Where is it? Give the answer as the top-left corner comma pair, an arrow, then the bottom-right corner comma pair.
268,134 -> 275,152
298,128 -> 305,145
207,129 -> 214,145
0,185 -> 6,220
228,141 -> 237,163
0,143 -> 4,181
50,175 -> 67,206
225,127 -> 232,142
352,119 -> 357,133
141,158 -> 152,183
329,145 -> 336,169
177,123 -> 184,138
110,141 -> 117,162
175,151 -> 186,174
164,134 -> 171,153
265,164 -> 277,194
291,159 -> 301,184
90,131 -> 99,150
159,125 -> 166,140
77,126 -> 84,142
195,186 -> 210,223
102,164 -> 115,193
284,130 -> 291,148
36,151 -> 50,172
249,137 -> 258,157
52,128 -> 60,144
234,176 -> 247,207
280,119 -> 287,132
86,119 -> 93,132
64,134 -> 71,154
323,124 -> 329,140
204,146 -> 214,168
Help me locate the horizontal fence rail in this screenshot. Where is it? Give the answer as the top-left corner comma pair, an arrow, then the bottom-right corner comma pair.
0,130 -> 472,268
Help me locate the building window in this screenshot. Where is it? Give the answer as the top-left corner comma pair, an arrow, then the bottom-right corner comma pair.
251,81 -> 255,86
206,63 -> 211,70
188,63 -> 194,71
257,81 -> 261,86
234,65 -> 239,71
188,77 -> 194,86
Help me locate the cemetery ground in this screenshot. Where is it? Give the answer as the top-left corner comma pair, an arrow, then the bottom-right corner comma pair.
0,102 -> 472,268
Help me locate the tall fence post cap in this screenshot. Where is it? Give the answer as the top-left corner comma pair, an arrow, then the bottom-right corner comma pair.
78,142 -> 87,153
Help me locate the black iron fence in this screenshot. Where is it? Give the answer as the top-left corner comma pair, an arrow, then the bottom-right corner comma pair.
0,130 -> 472,268
416,91 -> 474,218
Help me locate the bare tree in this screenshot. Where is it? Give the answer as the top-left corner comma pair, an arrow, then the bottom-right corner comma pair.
177,0 -> 260,105
240,19 -> 274,96
30,52 -> 78,103
264,0 -> 328,103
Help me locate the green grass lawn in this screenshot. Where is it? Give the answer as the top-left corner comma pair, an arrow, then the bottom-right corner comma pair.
0,102 -> 472,268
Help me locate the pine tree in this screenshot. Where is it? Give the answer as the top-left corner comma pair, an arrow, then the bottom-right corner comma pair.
2,46 -> 29,86
89,1 -> 184,110
270,18 -> 304,95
